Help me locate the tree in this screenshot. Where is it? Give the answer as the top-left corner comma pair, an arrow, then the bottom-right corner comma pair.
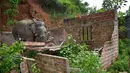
39,0 -> 90,18
88,7 -> 97,14
0,0 -> 20,25
102,0 -> 128,10
126,6 -> 130,16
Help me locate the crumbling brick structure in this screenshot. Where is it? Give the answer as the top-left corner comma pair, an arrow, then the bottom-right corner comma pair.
21,53 -> 70,73
64,8 -> 118,69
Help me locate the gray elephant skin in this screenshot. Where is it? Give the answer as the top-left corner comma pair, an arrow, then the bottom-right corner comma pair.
12,19 -> 47,42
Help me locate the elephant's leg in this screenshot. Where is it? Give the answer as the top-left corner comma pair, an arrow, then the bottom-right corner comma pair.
12,32 -> 19,40
18,35 -> 26,41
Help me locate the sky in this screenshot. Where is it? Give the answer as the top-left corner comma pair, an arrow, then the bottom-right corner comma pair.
82,0 -> 130,12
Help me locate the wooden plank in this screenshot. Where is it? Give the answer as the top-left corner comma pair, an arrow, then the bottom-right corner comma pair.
23,42 -> 45,47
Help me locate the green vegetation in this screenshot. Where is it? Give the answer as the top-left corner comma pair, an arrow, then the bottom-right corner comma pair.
31,63 -> 40,73
0,41 -> 24,73
102,0 -> 128,10
118,11 -> 127,32
102,0 -> 128,33
107,39 -> 130,73
26,50 -> 38,58
59,36 -> 130,73
4,0 -> 21,25
42,0 -> 97,19
58,35 -> 105,73
43,0 -> 128,19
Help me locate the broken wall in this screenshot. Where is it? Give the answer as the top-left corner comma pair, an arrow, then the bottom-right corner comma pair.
64,10 -> 115,49
21,53 -> 70,73
64,9 -> 118,69
100,9 -> 118,69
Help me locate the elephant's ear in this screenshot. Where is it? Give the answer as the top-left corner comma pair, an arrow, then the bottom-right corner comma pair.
28,23 -> 36,34
33,18 -> 45,26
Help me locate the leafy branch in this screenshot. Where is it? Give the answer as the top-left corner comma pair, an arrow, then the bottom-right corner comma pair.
4,0 -> 20,25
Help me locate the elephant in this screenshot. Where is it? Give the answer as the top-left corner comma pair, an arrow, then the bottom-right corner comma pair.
12,19 -> 47,42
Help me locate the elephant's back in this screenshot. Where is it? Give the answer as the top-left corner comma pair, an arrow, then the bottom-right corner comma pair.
16,19 -> 33,25
12,19 -> 32,35
12,19 -> 33,29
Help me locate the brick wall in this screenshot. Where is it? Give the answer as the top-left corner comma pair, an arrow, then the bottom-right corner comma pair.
64,21 -> 114,49
64,10 -> 115,25
100,24 -> 118,69
100,10 -> 118,69
64,9 -> 118,69
90,21 -> 114,49
64,10 -> 115,49
21,53 -> 70,73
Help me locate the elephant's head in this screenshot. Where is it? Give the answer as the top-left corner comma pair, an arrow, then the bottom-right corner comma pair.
29,19 -> 47,41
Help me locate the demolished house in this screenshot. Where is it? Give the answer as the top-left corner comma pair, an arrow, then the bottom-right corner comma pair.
64,8 -> 118,69
22,8 -> 119,72
0,0 -> 118,71
2,9 -> 118,73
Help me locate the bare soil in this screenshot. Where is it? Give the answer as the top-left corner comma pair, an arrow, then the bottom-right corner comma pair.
0,0 -> 63,31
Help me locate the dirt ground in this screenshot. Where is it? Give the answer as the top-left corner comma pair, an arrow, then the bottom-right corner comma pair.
0,0 -> 63,31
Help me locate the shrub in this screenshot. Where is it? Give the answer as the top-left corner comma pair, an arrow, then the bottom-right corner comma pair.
107,39 -> 130,73
58,35 -> 105,73
0,41 -> 24,73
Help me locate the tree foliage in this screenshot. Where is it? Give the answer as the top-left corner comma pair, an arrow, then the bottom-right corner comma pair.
4,0 -> 21,25
102,0 -> 128,10
40,0 -> 91,18
0,41 -> 24,73
43,0 -> 89,13
118,11 -> 126,32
